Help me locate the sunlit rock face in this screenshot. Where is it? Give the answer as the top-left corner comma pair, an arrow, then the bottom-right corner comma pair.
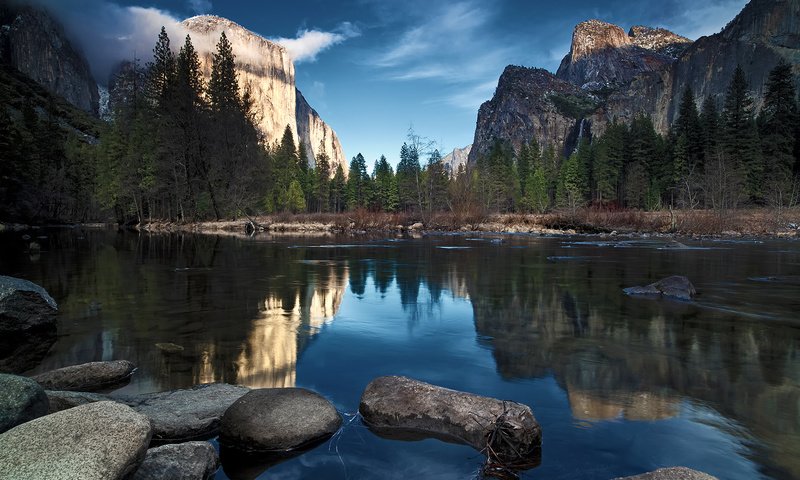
234,274 -> 347,388
0,5 -> 99,114
181,15 -> 345,173
441,145 -> 471,176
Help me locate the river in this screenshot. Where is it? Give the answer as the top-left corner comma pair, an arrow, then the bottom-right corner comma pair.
1,228 -> 798,479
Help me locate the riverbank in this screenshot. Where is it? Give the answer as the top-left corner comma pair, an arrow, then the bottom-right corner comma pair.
139,208 -> 800,238
3,208 -> 799,238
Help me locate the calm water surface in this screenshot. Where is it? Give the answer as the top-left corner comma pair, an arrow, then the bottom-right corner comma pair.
1,229 -> 799,479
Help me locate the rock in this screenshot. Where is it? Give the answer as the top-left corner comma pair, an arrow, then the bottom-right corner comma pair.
614,467 -> 718,479
0,401 -> 152,480
0,374 -> 49,433
132,441 -> 219,480
0,275 -> 58,374
33,360 -> 136,392
410,222 -> 424,230
116,383 -> 250,443
155,342 -> 185,354
360,376 -> 541,465
624,275 -> 696,300
220,388 -> 341,453
46,390 -> 110,413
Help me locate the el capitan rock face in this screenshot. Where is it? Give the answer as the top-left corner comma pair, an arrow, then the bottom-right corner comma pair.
471,0 -> 800,163
181,15 -> 346,172
0,4 -> 99,114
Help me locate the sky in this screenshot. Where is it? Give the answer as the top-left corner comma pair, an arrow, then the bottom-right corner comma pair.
36,0 -> 748,167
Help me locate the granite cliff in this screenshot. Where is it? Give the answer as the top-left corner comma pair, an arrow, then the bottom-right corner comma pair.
181,15 -> 346,171
0,4 -> 99,114
441,145 -> 472,175
470,0 -> 800,164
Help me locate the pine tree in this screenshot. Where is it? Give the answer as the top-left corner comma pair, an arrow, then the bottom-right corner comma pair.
373,155 -> 398,212
209,31 -> 240,113
759,60 -> 798,206
592,121 -> 625,205
722,65 -> 762,204
424,149 -> 449,213
315,142 -> 331,212
331,164 -> 346,212
557,151 -> 586,211
396,143 -> 421,211
346,153 -> 369,210
146,26 -> 176,107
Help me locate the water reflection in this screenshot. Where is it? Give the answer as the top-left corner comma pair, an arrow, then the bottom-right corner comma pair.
0,230 -> 798,479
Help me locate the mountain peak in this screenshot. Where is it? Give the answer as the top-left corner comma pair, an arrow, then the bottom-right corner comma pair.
569,20 -> 631,62
628,25 -> 692,57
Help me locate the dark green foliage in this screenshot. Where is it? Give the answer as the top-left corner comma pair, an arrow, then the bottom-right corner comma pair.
423,149 -> 449,213
396,143 -> 421,212
314,143 -> 331,213
722,65 -> 762,204
477,140 -> 517,212
759,60 -> 798,206
346,153 -> 370,210
549,93 -> 597,119
592,122 -> 626,205
372,156 -> 399,212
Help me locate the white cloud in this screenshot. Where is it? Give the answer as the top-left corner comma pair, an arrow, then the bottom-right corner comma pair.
187,0 -> 212,15
274,23 -> 361,64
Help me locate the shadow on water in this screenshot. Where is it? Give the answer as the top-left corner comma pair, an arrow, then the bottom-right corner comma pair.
0,229 -> 798,479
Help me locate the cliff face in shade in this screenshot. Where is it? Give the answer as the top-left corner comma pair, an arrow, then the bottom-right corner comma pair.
181,15 -> 345,172
472,0 -> 800,163
469,66 -> 595,163
0,5 -> 99,114
295,90 -> 345,169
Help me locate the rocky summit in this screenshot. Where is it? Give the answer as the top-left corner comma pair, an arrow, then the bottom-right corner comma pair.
471,0 -> 800,162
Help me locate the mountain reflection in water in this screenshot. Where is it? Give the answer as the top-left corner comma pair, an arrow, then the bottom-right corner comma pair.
0,229 -> 797,479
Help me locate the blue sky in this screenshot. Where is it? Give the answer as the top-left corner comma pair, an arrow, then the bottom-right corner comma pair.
46,0 -> 747,166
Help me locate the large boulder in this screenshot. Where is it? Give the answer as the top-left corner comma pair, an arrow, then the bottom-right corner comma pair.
46,390 -> 110,414
131,441 -> 219,480
0,275 -> 57,373
360,376 -> 541,465
115,383 -> 250,443
0,401 -> 152,480
220,388 -> 342,453
614,467 -> 718,479
624,275 -> 696,300
0,374 -> 49,433
33,360 -> 136,392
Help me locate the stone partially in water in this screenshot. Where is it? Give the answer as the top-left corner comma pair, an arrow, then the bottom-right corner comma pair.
614,467 -> 718,479
624,275 -> 696,301
33,360 -> 136,392
359,376 -> 541,465
46,390 -> 110,413
115,383 -> 250,443
219,388 -> 342,453
131,441 -> 219,480
0,374 -> 49,433
155,342 -> 185,354
0,401 -> 152,480
0,275 -> 58,373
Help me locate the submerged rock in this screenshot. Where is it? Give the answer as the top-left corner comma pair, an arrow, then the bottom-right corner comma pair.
33,360 -> 136,392
614,467 -> 718,479
360,376 -> 541,465
46,390 -> 110,413
115,383 -> 250,443
0,374 -> 49,433
624,275 -> 696,300
220,388 -> 341,453
132,441 -> 219,480
0,275 -> 58,373
0,401 -> 152,480
155,342 -> 185,354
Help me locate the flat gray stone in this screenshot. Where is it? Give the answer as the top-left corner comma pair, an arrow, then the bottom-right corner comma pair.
0,374 -> 48,433
33,360 -> 136,392
115,383 -> 250,442
360,376 -> 541,464
614,467 -> 718,479
0,401 -> 152,480
220,388 -> 342,452
46,390 -> 110,414
624,275 -> 696,300
132,441 -> 219,480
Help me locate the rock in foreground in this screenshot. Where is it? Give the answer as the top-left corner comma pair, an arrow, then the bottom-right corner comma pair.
624,275 -> 696,300
116,383 -> 250,443
0,275 -> 58,373
46,390 -> 110,413
33,360 -> 136,392
0,401 -> 151,480
220,388 -> 341,453
0,374 -> 49,433
614,467 -> 718,479
360,376 -> 541,464
132,441 -> 219,480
